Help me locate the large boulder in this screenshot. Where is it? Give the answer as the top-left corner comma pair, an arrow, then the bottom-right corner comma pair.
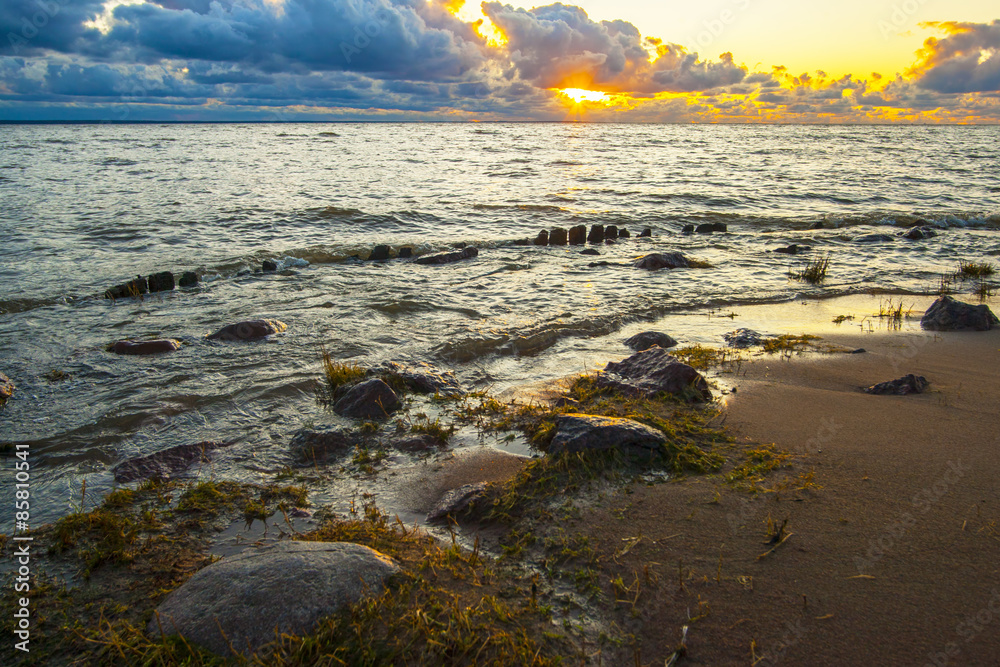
920,295 -> 999,331
618,228 -> 631,239
207,319 -> 287,341
604,225 -> 619,240
426,483 -> 488,523
597,347 -> 712,401
333,378 -> 401,419
534,230 -> 549,246
568,225 -> 587,245
113,441 -> 233,483
587,225 -> 605,244
863,374 -> 929,396
549,414 -> 665,455
549,228 -> 568,245
624,332 -> 678,351
149,541 -> 399,656
414,247 -> 478,265
0,372 -> 14,404
108,339 -> 181,356
290,427 -> 361,461
633,253 -> 689,271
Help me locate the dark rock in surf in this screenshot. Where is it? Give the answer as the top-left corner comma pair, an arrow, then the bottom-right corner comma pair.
113,441 -> 233,483
863,374 -> 929,396
149,541 -> 399,656
108,339 -> 182,355
638,228 -> 652,238
290,427 -> 361,461
920,295 -> 999,331
0,372 -> 14,404
597,346 -> 712,402
207,319 -> 287,341
587,225 -> 605,244
581,248 -> 600,256
723,328 -> 765,348
618,228 -> 631,239
633,252 -> 689,271
548,228 -> 567,245
179,271 -> 199,287
414,247 -> 478,265
696,223 -> 727,234
568,225 -> 587,245
147,271 -> 175,293
682,224 -> 695,234
605,225 -> 619,240
810,221 -> 825,230
333,378 -> 401,420
549,414 -> 665,455
624,331 -> 678,351
427,483 -> 488,523
534,230 -> 549,246
774,244 -> 810,255
105,275 -> 148,300
368,245 -> 392,261
262,260 -> 278,272
854,234 -> 894,243
589,261 -> 612,267
398,247 -> 414,259
902,226 -> 938,241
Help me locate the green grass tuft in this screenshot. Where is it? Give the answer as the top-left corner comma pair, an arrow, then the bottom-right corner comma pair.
789,255 -> 830,284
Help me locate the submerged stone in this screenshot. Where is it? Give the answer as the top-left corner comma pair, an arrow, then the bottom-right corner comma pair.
290,427 -> 361,461
108,339 -> 182,355
178,271 -> 199,287
113,441 -> 233,483
633,253 -> 689,271
147,271 -> 175,293
207,319 -> 287,341
414,247 -> 478,265
723,328 -> 765,348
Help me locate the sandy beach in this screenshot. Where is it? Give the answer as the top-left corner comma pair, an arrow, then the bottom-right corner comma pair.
573,302 -> 1000,665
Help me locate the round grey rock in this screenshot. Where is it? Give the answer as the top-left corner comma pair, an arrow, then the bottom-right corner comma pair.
624,331 -> 678,351
149,541 -> 399,656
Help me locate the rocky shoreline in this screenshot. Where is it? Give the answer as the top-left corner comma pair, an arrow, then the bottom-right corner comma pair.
2,258 -> 998,664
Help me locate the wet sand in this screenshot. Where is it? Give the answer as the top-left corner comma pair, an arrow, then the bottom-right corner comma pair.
575,301 -> 1000,665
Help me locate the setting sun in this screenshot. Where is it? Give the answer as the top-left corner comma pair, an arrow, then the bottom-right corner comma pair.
559,88 -> 610,104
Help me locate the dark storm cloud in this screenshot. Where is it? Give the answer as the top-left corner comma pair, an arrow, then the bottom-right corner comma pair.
912,20 -> 1000,93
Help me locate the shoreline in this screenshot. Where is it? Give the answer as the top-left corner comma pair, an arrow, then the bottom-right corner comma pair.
3,294 -> 999,664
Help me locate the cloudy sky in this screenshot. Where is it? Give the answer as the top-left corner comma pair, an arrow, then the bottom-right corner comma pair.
1,0 -> 998,121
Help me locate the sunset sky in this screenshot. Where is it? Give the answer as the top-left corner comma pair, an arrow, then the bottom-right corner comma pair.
1,0 -> 998,122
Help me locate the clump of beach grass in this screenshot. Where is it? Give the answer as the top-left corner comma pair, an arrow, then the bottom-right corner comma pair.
832,314 -> 854,324
761,334 -> 819,357
958,260 -> 995,279
788,255 -> 830,284
316,346 -> 366,406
